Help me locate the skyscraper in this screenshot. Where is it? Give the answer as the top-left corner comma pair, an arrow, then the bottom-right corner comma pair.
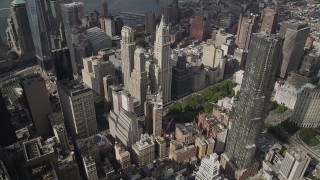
102,0 -> 108,17
279,21 -> 310,78
129,47 -> 149,114
221,33 -> 284,179
6,0 -> 34,55
121,26 -> 136,90
25,0 -> 53,70
51,48 -> 74,81
162,0 -> 178,25
145,11 -> 156,34
260,7 -> 278,34
58,80 -> 98,139
189,16 -> 211,42
154,16 -> 172,104
279,150 -> 310,180
22,75 -> 52,136
236,13 -> 259,51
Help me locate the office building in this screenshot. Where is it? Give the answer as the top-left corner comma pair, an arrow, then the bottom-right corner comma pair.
154,16 -> 172,104
25,0 -> 54,70
62,1 -> 84,26
162,0 -> 178,25
83,156 -> 98,180
221,33 -> 284,179
171,54 -> 191,99
0,92 -> 16,147
55,152 -> 81,180
129,47 -> 149,114
145,11 -> 156,34
82,54 -> 115,96
48,111 -> 64,126
53,123 -> 70,151
260,7 -> 278,34
104,15 -> 115,38
121,26 -> 136,90
132,134 -> 155,167
86,27 -> 112,54
115,142 -> 131,173
196,153 -> 221,180
299,54 -> 320,77
102,0 -> 108,17
236,13 -> 259,51
108,90 -> 139,148
274,73 -> 310,109
290,83 -> 320,128
51,48 -> 74,81
155,136 -> 170,159
202,44 -> 226,81
279,21 -> 310,78
58,80 -> 98,139
190,16 -> 211,42
170,141 -> 197,164
22,75 -> 52,136
6,0 -> 34,56
279,150 -> 310,180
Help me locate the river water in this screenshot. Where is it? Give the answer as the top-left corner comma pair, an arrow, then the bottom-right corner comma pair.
0,0 -> 165,42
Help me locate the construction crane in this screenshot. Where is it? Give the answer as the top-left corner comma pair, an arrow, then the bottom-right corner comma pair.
162,117 -> 174,137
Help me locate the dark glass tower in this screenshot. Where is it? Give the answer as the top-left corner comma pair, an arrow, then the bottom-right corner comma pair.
224,33 -> 284,170
51,48 -> 74,81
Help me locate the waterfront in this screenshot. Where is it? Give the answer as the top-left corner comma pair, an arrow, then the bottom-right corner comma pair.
0,0 -> 164,42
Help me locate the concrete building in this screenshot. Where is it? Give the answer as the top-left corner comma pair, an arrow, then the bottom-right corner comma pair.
83,156 -> 98,180
189,16 -> 211,42
155,136 -> 170,159
195,137 -> 208,160
108,90 -> 139,148
82,54 -> 115,96
260,7 -> 278,34
6,0 -> 34,56
202,44 -> 226,81
290,83 -> 320,128
58,80 -> 98,139
170,142 -> 197,164
236,13 -> 259,51
48,111 -> 64,126
104,15 -> 115,37
86,27 -> 112,55
53,123 -> 70,151
274,73 -> 310,109
196,153 -> 221,180
175,123 -> 201,145
279,21 -> 310,78
121,26 -> 136,90
162,0 -> 178,25
129,47 -> 149,114
22,75 -> 52,136
154,16 -> 172,104
115,142 -> 131,173
299,54 -> 320,78
279,150 -> 310,180
132,134 -> 155,167
222,33 -> 284,179
55,152 -> 81,180
145,11 -> 156,34
62,1 -> 84,26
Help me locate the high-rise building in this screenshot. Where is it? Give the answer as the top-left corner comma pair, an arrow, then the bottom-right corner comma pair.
6,0 -> 34,56
25,0 -> 54,70
260,7 -> 278,34
279,150 -> 310,180
102,0 -> 108,17
121,26 -> 136,90
82,54 -> 115,96
145,11 -> 156,34
162,0 -> 178,25
0,92 -> 16,147
61,2 -> 84,26
132,134 -> 155,167
154,16 -> 172,104
236,13 -> 259,51
114,142 -> 131,173
189,16 -> 211,42
22,75 -> 52,136
279,21 -> 310,78
86,27 -> 112,54
58,80 -> 98,139
51,48 -> 74,81
221,33 -> 284,179
53,123 -> 70,151
83,156 -> 98,180
104,15 -> 115,37
108,89 -> 139,148
129,47 -> 149,114
290,83 -> 320,128
202,45 -> 226,81
196,153 -> 221,180
171,54 -> 191,99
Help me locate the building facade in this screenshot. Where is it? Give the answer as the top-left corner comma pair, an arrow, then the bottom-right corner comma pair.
132,134 -> 155,167
236,13 -> 259,51
222,33 -> 284,178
